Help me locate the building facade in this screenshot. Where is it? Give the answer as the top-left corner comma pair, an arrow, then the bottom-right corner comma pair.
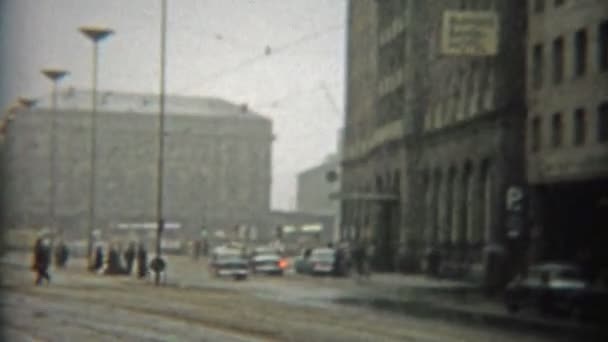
526,0 -> 608,276
0,89 -> 273,240
296,154 -> 340,215
341,0 -> 527,285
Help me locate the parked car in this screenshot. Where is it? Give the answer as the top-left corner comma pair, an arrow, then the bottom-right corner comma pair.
295,247 -> 337,276
251,253 -> 287,275
570,270 -> 608,323
504,263 -> 586,315
209,247 -> 249,280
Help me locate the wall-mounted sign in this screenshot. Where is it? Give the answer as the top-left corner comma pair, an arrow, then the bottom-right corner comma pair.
441,10 -> 499,56
505,185 -> 526,239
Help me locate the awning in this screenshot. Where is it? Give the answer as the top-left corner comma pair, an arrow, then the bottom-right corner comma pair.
329,191 -> 399,202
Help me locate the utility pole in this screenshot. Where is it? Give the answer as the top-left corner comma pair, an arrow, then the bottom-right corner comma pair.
155,0 -> 168,286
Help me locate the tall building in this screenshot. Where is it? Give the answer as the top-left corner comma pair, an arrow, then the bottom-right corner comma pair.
296,154 -> 340,215
0,89 -> 273,239
526,0 -> 608,275
341,0 -> 527,285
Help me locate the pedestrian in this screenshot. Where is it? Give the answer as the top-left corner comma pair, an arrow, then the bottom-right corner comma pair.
351,241 -> 365,278
193,239 -> 201,260
105,244 -> 126,275
364,240 -> 375,279
32,234 -> 52,285
54,240 -> 69,268
90,244 -> 104,272
136,243 -> 148,279
202,239 -> 209,257
124,242 -> 136,275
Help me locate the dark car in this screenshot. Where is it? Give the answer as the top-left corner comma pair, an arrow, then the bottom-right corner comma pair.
295,247 -> 337,276
505,263 -> 586,315
570,271 -> 608,323
251,253 -> 287,275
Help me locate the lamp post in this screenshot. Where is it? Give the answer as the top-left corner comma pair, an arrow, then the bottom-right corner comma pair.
154,0 -> 168,286
79,26 -> 113,269
41,69 -> 68,237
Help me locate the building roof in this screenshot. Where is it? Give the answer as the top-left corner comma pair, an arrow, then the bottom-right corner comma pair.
34,88 -> 269,121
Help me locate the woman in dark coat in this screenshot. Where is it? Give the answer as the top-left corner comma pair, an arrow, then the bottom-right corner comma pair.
136,243 -> 148,279
32,237 -> 52,285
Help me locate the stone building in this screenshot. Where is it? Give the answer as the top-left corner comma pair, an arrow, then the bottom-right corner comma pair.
0,89 -> 273,240
526,0 -> 608,276
296,154 -> 340,216
341,0 -> 527,284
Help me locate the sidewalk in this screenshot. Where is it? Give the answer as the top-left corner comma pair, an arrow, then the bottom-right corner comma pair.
341,272 -> 605,340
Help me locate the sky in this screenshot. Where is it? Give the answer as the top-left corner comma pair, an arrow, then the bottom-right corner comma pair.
0,0 -> 347,210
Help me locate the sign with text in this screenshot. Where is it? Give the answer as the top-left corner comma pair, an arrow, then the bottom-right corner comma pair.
441,10 -> 499,56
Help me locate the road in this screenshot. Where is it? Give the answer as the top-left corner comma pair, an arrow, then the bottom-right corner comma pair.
0,253 -> 576,341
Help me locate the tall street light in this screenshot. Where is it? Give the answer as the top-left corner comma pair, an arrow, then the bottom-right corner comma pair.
154,0 -> 168,286
79,26 -> 114,270
41,69 -> 69,237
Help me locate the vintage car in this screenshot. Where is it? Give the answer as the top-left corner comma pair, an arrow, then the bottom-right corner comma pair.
251,253 -> 287,275
504,263 -> 586,315
209,247 -> 249,280
294,247 -> 338,276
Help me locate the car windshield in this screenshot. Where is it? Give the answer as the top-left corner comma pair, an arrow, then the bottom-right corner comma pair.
217,253 -> 242,262
311,250 -> 334,261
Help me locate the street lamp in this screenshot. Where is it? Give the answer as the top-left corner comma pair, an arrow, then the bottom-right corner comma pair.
41,69 -> 69,237
154,0 -> 168,286
79,26 -> 114,270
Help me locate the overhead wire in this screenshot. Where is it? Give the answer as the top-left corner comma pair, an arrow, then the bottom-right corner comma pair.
172,24 -> 345,95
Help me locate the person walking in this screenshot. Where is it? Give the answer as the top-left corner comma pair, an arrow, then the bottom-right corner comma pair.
105,243 -> 126,275
124,242 -> 136,275
351,240 -> 365,279
32,234 -> 52,285
193,239 -> 201,260
136,243 -> 148,279
54,240 -> 69,268
90,244 -> 104,272
364,240 -> 375,279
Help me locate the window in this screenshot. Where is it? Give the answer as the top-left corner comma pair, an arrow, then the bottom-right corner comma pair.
574,29 -> 587,76
599,103 -> 608,143
573,108 -> 586,145
532,44 -> 543,88
600,20 -> 608,71
531,117 -> 541,151
552,113 -> 563,147
552,37 -> 564,84
534,0 -> 545,13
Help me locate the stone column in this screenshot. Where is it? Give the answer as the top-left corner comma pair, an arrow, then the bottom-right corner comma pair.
451,169 -> 461,245
430,172 -> 440,245
424,173 -> 433,246
437,172 -> 447,245
466,167 -> 478,244
483,166 -> 495,244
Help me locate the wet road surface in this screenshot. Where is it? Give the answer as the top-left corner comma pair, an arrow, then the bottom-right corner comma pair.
0,253 -> 578,341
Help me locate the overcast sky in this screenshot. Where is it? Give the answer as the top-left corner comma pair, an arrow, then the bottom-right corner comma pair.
0,0 -> 347,210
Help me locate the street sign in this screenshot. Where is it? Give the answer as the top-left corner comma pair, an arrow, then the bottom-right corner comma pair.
506,186 -> 524,212
441,10 -> 499,56
505,185 -> 526,239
